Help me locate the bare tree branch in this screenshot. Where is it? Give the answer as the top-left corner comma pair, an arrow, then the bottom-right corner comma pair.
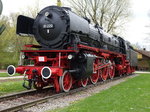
68,0 -> 131,34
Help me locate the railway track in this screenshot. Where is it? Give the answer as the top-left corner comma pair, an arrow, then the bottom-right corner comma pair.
0,74 -> 136,112
0,87 -> 53,102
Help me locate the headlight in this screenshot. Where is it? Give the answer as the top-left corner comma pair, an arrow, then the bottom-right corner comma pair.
22,55 -> 26,59
68,54 -> 73,60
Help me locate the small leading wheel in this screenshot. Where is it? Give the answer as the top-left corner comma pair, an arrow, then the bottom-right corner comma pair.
81,78 -> 88,87
109,61 -> 115,79
90,71 -> 99,84
101,67 -> 109,81
59,71 -> 72,92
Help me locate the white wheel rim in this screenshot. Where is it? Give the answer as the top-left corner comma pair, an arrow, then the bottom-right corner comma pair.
90,71 -> 99,84
81,78 -> 88,87
59,71 -> 72,92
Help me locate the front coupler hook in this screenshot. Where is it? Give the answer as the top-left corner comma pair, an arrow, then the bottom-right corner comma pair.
22,70 -> 32,90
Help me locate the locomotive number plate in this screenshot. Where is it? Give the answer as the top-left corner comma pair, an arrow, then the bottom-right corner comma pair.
43,24 -> 54,29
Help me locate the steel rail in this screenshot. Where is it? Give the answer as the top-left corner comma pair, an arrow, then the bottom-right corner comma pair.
0,87 -> 52,102
0,74 -> 135,112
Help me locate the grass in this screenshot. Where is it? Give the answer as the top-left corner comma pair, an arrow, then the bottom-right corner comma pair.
0,80 -> 26,96
0,73 -> 20,77
49,74 -> 150,112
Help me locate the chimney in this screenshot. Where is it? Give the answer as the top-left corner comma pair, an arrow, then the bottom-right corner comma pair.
143,48 -> 146,51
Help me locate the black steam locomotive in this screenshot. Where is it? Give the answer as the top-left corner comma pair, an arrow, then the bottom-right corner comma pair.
7,6 -> 137,92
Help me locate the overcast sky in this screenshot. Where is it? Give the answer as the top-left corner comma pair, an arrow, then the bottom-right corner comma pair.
1,0 -> 150,50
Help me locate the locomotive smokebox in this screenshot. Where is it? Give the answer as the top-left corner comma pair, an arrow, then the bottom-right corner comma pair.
33,6 -> 70,48
17,6 -> 70,49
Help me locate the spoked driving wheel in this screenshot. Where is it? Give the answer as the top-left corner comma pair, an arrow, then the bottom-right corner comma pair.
101,67 -> 109,81
90,59 -> 100,84
59,71 -> 72,92
90,71 -> 99,84
81,78 -> 88,87
109,61 -> 115,79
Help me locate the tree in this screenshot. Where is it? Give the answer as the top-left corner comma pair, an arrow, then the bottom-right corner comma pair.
23,0 -> 40,18
0,0 -> 42,68
0,2 -> 40,68
68,0 -> 131,34
132,42 -> 142,50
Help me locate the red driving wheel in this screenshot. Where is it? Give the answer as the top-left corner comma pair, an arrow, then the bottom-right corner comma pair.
59,71 -> 72,92
90,71 -> 99,84
81,78 -> 88,87
90,59 -> 100,84
109,61 -> 115,79
101,67 -> 109,81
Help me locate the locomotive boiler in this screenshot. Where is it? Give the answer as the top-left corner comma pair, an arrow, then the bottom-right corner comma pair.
7,6 -> 137,92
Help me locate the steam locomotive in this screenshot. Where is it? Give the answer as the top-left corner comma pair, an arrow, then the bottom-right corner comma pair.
7,6 -> 137,92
